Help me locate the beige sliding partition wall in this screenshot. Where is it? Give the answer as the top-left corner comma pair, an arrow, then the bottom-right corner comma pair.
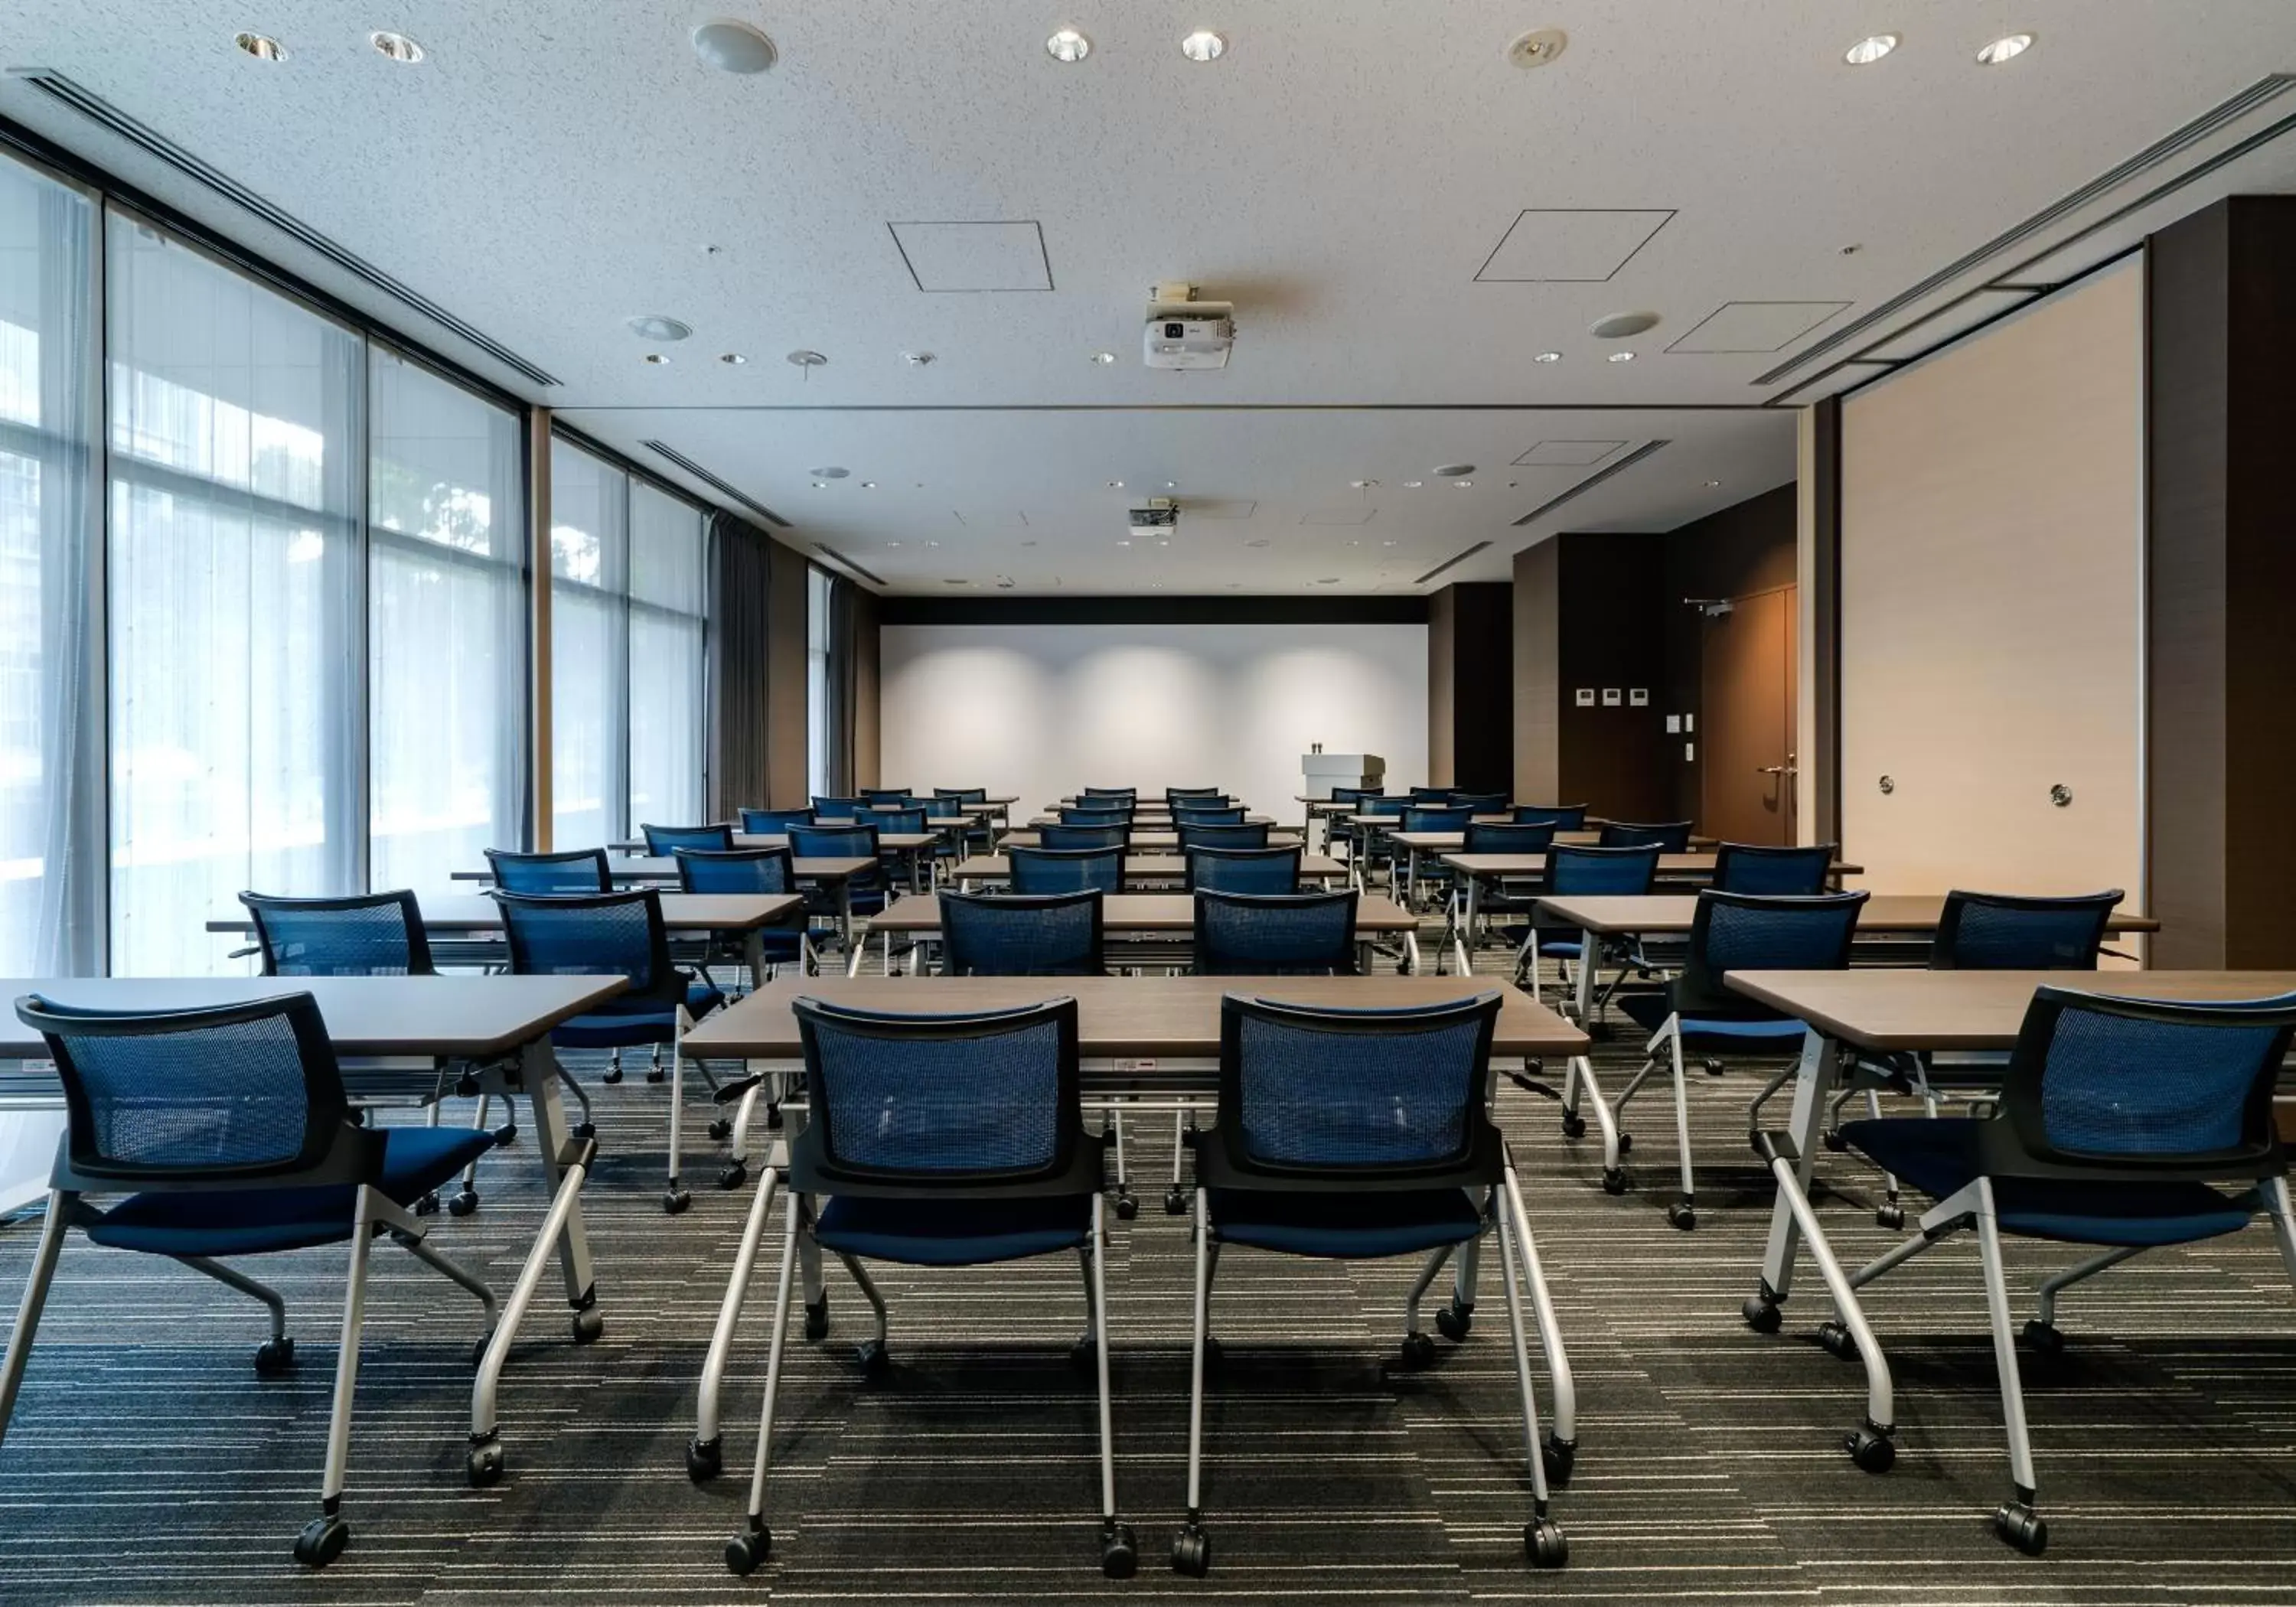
1838,259 -> 2144,903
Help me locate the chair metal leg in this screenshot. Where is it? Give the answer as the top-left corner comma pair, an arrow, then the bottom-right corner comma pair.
833,1250 -> 889,1358
1495,1187 -> 1567,1565
1973,1179 -> 2047,1553
664,1009 -> 692,1214
2263,1175 -> 2296,1289
2031,1244 -> 2142,1332
295,1187 -> 379,1566
1172,1187 -> 1214,1576
0,1191 -> 72,1449
726,1192 -> 804,1575
1404,1245 -> 1454,1344
470,1134 -> 595,1470
1666,1028 -> 1697,1230
692,1161 -> 781,1478
1088,1195 -> 1137,1574
176,1253 -> 289,1342
1502,1152 -> 1577,1459
396,1231 -> 499,1332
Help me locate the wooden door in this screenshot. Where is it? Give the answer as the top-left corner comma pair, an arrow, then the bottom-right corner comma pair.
1700,584 -> 1796,845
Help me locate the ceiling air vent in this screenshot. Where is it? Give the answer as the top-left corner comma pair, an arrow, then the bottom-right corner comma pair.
640,440 -> 789,526
1511,441 -> 1670,527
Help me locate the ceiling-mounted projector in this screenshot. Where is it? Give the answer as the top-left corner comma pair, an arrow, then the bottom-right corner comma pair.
1145,281 -> 1234,370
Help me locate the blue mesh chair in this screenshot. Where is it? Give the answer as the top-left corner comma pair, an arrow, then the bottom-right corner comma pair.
1605,890 -> 1867,1228
1009,845 -> 1124,895
1600,820 -> 1693,852
1402,806 -> 1475,833
494,888 -> 726,1212
740,807 -> 816,834
1515,804 -> 1588,831
719,997 -> 1132,1579
1781,988 -> 2296,1556
1466,821 -> 1554,856
1040,823 -> 1128,852
860,787 -> 911,807
936,787 -> 990,805
1324,785 -> 1371,861
811,796 -> 866,820
1060,804 -> 1133,827
1445,823 -> 1554,965
1083,786 -> 1138,801
1186,846 -> 1301,895
871,807 -> 930,890
485,846 -> 610,893
1179,822 -> 1270,852
1400,807 -> 1476,908
643,822 -> 735,856
675,847 -> 814,980
1450,792 -> 1508,813
940,890 -> 1106,976
919,794 -> 980,874
788,822 -> 891,918
1166,787 -> 1223,804
1172,993 -> 1570,1575
1712,843 -> 1838,895
1408,786 -> 1454,804
0,993 -> 504,1569
1515,844 -> 1662,1004
1355,795 -> 1413,884
1173,805 -> 1247,827
1193,889 -> 1358,976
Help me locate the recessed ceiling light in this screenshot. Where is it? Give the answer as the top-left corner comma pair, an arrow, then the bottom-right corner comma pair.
926,540 -> 941,548
1381,539 -> 1398,546
1117,539 -> 1131,546
369,31 -> 426,64
1839,243 -> 1864,256
628,314 -> 692,341
643,352 -> 672,365
1975,32 -> 2033,66
1107,480 -> 1125,488
1164,481 -> 1177,489
810,481 -> 829,489
810,466 -> 850,479
1844,33 -> 1899,66
1703,479 -> 1721,488
1350,479 -> 1378,489
233,32 -> 287,60
1533,350 -> 1562,363
887,541 -> 902,548
1453,480 -> 1473,489
718,352 -> 746,365
1607,350 -> 1636,363
1180,29 -> 1227,63
1090,350 -> 1117,365
1315,577 -> 1340,585
1046,27 -> 1091,63
1402,480 -> 1424,489
902,350 -> 935,367
692,19 -> 777,73
859,481 -> 877,489
1506,28 -> 1568,69
787,350 -> 827,370
1346,539 -> 1361,547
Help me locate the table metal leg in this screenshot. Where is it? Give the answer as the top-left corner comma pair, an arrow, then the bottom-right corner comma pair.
1752,1031 -> 1841,1315
518,1042 -> 596,1313
1573,935 -> 1597,1023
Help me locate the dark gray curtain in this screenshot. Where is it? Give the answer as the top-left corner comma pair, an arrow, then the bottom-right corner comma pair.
706,511 -> 775,817
825,574 -> 859,795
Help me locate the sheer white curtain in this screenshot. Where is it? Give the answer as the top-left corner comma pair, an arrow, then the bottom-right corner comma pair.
106,214 -> 363,974
0,152 -> 99,975
370,349 -> 524,892
549,436 -> 625,850
628,479 -> 705,828
806,564 -> 830,798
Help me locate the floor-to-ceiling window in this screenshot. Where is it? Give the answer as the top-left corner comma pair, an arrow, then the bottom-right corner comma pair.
628,478 -> 706,827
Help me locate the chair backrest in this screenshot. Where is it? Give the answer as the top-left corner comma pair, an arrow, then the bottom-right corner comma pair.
1215,992 -> 1502,1178
1081,786 -> 1137,801
1712,842 -> 1838,896
674,846 -> 795,895
1450,793 -> 1508,813
792,996 -> 1083,1185
1599,820 -> 1694,852
1009,845 -> 1124,895
240,890 -> 434,976
1545,843 -> 1661,896
1179,822 -> 1272,852
1193,889 -> 1360,976
1173,805 -> 1247,826
859,787 -> 911,805
1059,804 -> 1132,826
1326,786 -> 1370,810
940,890 -> 1106,976
1360,795 -> 1411,818
1187,846 -> 1302,894
1408,786 -> 1454,803
1465,821 -> 1554,855
739,807 -> 816,833
935,787 -> 989,806
788,823 -> 882,862
1166,787 -> 1222,803
1402,806 -> 1476,833
1678,890 -> 1868,1016
13,992 -> 370,1188
1999,987 -> 2296,1175
1039,823 -> 1128,852
873,806 -> 928,835
811,796 -> 866,820
1931,890 -> 2123,971
1515,804 -> 1588,830
641,822 -> 735,856
922,796 -> 965,820
485,846 -> 610,894
494,888 -> 679,1007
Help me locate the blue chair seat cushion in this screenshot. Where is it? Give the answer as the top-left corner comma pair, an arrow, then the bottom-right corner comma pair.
1208,1186 -> 1482,1259
1618,991 -> 1808,1044
83,1126 -> 499,1257
1839,1118 -> 2257,1247
552,977 -> 721,1048
814,1193 -> 1091,1266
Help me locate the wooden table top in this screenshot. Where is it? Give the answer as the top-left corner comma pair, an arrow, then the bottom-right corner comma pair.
209,892 -> 804,936
1440,852 -> 1854,881
610,834 -> 935,856
459,855 -> 887,885
866,892 -> 1418,935
1397,830 -> 1717,851
998,829 -> 1302,850
687,973 -> 1587,1060
1534,892 -> 2157,936
1724,969 -> 2296,1052
0,975 -> 625,1060
1030,813 -> 1274,828
953,853 -> 1349,882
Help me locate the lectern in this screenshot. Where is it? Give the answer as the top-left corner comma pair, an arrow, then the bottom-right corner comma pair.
1301,752 -> 1384,798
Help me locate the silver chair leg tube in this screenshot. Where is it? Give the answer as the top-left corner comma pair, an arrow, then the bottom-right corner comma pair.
1493,1191 -> 1552,1508
1762,1148 -> 1895,1433
1405,1246 -> 1453,1338
0,1191 -> 73,1447
741,1196 -> 805,1532
319,1189 -> 380,1510
396,1233 -> 498,1331
1184,1188 -> 1212,1514
2033,1244 -> 2142,1329
1089,1195 -> 1120,1526
1502,1156 -> 1577,1449
1974,1180 -> 2040,1500
2263,1175 -> 2296,1288
176,1254 -> 288,1340
471,1144 -> 594,1442
1668,1028 -> 1696,1212
665,1009 -> 690,1207
695,1165 -> 781,1452
832,1250 -> 889,1347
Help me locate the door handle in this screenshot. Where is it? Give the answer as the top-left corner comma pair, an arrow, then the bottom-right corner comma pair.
1756,765 -> 1791,775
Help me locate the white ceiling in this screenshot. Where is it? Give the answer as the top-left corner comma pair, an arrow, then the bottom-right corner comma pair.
5,1 -> 2295,590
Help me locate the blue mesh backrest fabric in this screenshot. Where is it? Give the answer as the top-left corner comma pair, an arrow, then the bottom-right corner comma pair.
1451,794 -> 1508,813
939,788 -> 988,805
741,808 -> 814,833
1234,1011 -> 1478,1168
1715,847 -> 1835,895
1466,822 -> 1553,854
1040,825 -> 1125,851
492,852 -> 607,893
1083,787 -> 1137,799
1175,807 -> 1246,826
1516,805 -> 1587,830
1009,849 -> 1122,894
1409,787 -> 1453,802
57,1012 -> 311,1169
1362,797 -> 1407,817
1703,898 -> 1858,971
925,797 -> 963,819
644,824 -> 733,855
1189,849 -> 1300,893
943,897 -> 1100,975
1061,806 -> 1132,826
812,797 -> 864,819
1403,807 -> 1475,832
678,851 -> 793,893
1950,901 -> 2107,969
2040,1006 -> 2276,1156
1548,848 -> 1657,895
505,898 -> 659,988
875,807 -> 928,833
811,1015 -> 1061,1172
1180,824 -> 1270,851
791,826 -> 879,859
258,901 -> 419,975
1602,822 -> 1691,851
1198,895 -> 1355,974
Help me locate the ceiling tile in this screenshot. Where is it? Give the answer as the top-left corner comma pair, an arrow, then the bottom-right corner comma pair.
1666,300 -> 1853,354
1512,440 -> 1627,467
1475,209 -> 1674,282
1300,507 -> 1377,526
889,221 -> 1052,292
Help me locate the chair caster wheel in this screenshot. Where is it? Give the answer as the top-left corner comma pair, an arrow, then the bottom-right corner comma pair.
1702,1058 -> 1725,1077
469,1331 -> 494,1368
856,1339 -> 892,1380
708,1117 -> 732,1142
492,1122 -> 517,1146
1994,1501 -> 2048,1556
2020,1320 -> 2064,1356
718,1160 -> 748,1190
1560,1111 -> 1587,1139
1069,1333 -> 1101,1372
448,1190 -> 479,1217
1399,1331 -> 1436,1369
1101,1521 -> 1139,1579
602,1067 -> 623,1085
467,1440 -> 504,1487
765,1103 -> 784,1129
1742,1293 -> 1783,1333
1525,1516 -> 1569,1568
253,1336 -> 296,1376
1821,1128 -> 1847,1152
1818,1320 -> 1857,1361
1602,1169 -> 1628,1196
1844,1425 -> 1896,1473
1435,1299 -> 1473,1342
1114,1191 -> 1139,1221
1170,1521 -> 1212,1577
687,1436 -> 722,1482
1200,1335 -> 1225,1372
414,1191 -> 440,1217
803,1297 -> 829,1341
570,1120 -> 595,1139
1665,1201 -> 1696,1231
664,1188 -> 691,1215
645,1068 -> 667,1084
1615,1132 -> 1632,1152
1876,1204 -> 1905,1230
725,1522 -> 772,1576
1164,1188 -> 1189,1215
572,1306 -> 604,1345
1542,1432 -> 1576,1486
293,1512 -> 351,1568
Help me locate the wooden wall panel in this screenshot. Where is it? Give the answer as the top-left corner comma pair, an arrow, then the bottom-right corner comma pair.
1512,541 -> 1560,804
1427,586 -> 1456,787
1557,533 -> 1670,821
765,539 -> 810,807
1661,484 -> 1797,823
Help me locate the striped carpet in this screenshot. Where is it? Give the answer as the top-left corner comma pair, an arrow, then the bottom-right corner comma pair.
5,930 -> 2296,1606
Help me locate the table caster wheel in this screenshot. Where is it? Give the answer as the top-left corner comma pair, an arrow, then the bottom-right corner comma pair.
687,1436 -> 722,1482
1542,1432 -> 1576,1486
1435,1299 -> 1473,1342
1526,1516 -> 1568,1567
664,1187 -> 691,1215
1602,1169 -> 1628,1196
415,1191 -> 440,1217
718,1160 -> 747,1191
253,1336 -> 295,1376
1994,1500 -> 2047,1556
1818,1320 -> 1857,1361
1398,1331 -> 1436,1369
856,1338 -> 892,1380
572,1306 -> 604,1345
1101,1520 -> 1138,1579
293,1512 -> 351,1568
1742,1292 -> 1783,1333
725,1522 -> 772,1576
1845,1424 -> 1896,1473
467,1441 -> 504,1487
1665,1201 -> 1697,1231
602,1065 -> 623,1086
2020,1319 -> 2064,1356
645,1066 -> 667,1084
1170,1521 -> 1211,1577
1114,1191 -> 1139,1221
1560,1110 -> 1587,1139
1876,1203 -> 1905,1230
1821,1128 -> 1848,1152
448,1189 -> 479,1217
803,1296 -> 829,1341
1165,1187 -> 1191,1215
1702,1057 -> 1725,1077
707,1117 -> 732,1142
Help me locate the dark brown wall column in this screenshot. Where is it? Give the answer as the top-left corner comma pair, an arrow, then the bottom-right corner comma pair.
1429,582 -> 1512,793
1512,542 -> 1560,803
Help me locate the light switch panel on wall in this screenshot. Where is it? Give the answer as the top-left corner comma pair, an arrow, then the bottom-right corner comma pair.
1684,742 -> 1696,762
1601,688 -> 1622,706
1629,688 -> 1649,706
1684,713 -> 1695,733
1574,688 -> 1594,706
1665,714 -> 1681,733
